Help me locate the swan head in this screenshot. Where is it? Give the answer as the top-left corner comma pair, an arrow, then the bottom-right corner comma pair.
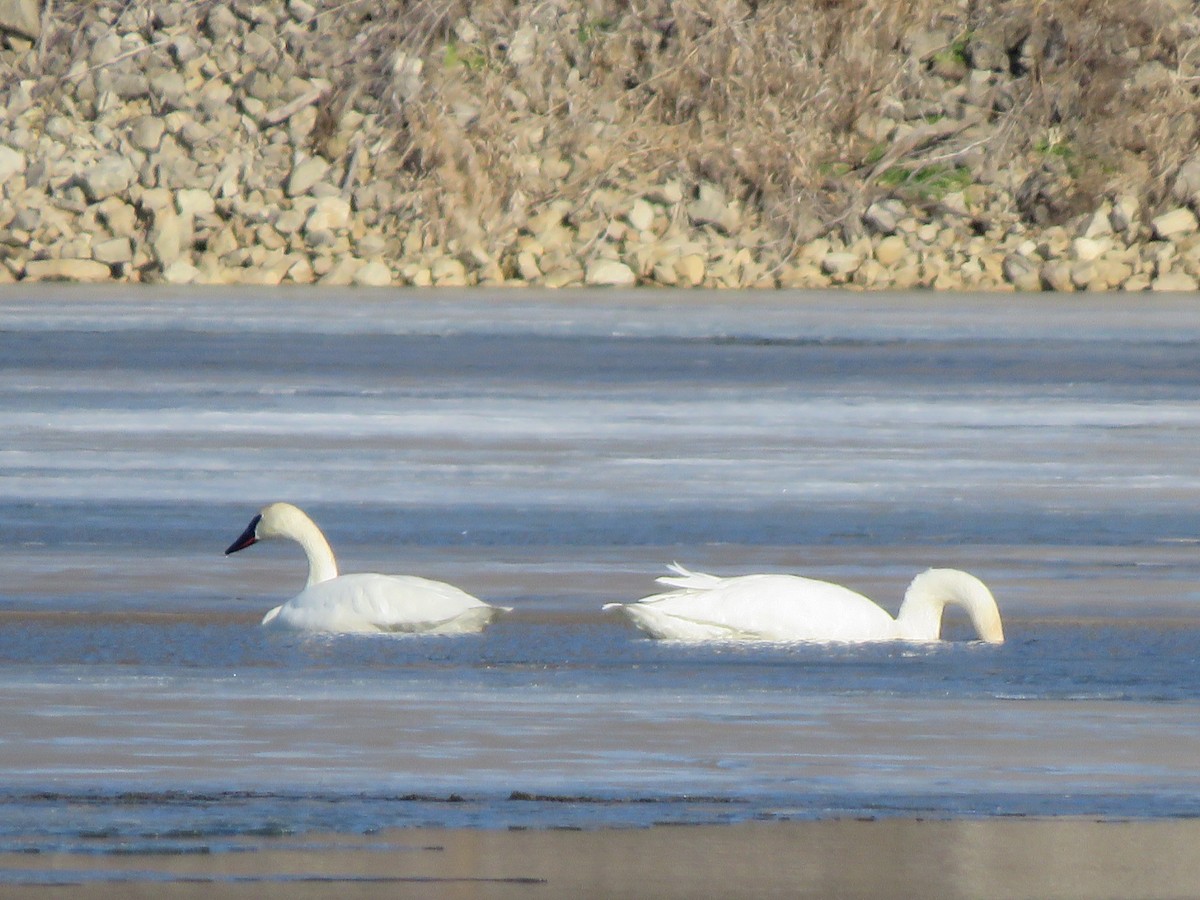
225,502 -> 339,586
224,502 -> 313,555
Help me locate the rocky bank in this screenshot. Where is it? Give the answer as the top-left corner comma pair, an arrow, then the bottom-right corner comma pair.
2,0 -> 1200,290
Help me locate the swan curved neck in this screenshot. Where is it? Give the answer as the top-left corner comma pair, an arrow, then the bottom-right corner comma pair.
260,504 -> 339,586
295,525 -> 338,587
894,569 -> 1004,643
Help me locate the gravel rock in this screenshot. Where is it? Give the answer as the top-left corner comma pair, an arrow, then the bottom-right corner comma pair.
0,0 -> 40,39
864,200 -> 905,235
129,116 -> 166,152
76,156 -> 136,202
1002,253 -> 1041,291
0,145 -> 25,183
286,156 -> 330,198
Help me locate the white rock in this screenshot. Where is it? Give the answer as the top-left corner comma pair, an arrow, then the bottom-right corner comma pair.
0,0 -> 41,39
274,208 -> 307,235
1079,207 -> 1113,239
651,261 -> 678,285
1110,196 -> 1139,233
674,253 -> 705,286
287,156 -> 330,197
1002,253 -> 1041,291
627,199 -> 655,233
1070,260 -> 1099,290
24,258 -> 111,282
286,256 -> 315,283
864,200 -> 904,234
687,182 -> 739,231
149,208 -> 185,266
820,251 -> 861,276
205,4 -> 238,40
305,196 -> 351,232
0,145 -> 26,183
646,181 -> 684,205
1071,237 -> 1110,262
353,260 -> 392,286
161,260 -> 200,284
516,250 -> 541,281
1172,154 -> 1200,206
1040,261 -> 1075,292
507,24 -> 537,67
585,259 -> 636,286
129,116 -> 166,152
172,188 -> 211,217
92,237 -> 133,265
874,235 -> 908,266
150,71 -> 188,110
1151,271 -> 1199,292
1151,207 -> 1198,240
76,156 -> 136,202
1094,258 -> 1133,288
403,265 -> 433,287
431,256 -> 468,286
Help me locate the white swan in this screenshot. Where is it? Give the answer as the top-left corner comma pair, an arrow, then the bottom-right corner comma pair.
605,564 -> 1004,643
225,502 -> 507,634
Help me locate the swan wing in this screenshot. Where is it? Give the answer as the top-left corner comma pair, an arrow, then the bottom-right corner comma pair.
614,572 -> 899,642
265,573 -> 504,634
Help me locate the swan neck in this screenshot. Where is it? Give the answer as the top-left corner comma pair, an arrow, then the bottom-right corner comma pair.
289,516 -> 338,586
894,569 -> 1004,643
894,593 -> 944,641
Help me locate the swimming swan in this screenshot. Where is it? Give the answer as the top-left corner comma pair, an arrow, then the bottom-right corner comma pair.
605,564 -> 1004,643
225,502 -> 507,634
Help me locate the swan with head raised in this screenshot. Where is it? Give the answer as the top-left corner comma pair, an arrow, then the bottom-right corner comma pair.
225,502 -> 507,634
605,564 -> 1003,643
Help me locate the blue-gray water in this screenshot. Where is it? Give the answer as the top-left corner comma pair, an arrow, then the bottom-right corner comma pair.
4,288 -> 1200,867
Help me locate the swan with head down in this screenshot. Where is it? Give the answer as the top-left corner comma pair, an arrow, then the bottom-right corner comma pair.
605,564 -> 1004,643
225,502 -> 507,634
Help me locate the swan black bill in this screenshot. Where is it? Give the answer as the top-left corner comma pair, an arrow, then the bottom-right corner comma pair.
225,514 -> 262,555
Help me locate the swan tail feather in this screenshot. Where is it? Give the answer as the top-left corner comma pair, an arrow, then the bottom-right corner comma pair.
655,562 -> 724,590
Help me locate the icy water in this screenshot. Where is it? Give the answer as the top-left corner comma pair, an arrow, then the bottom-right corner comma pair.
3,288 -> 1200,865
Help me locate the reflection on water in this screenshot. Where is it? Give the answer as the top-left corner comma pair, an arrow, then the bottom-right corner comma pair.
3,290 -> 1200,856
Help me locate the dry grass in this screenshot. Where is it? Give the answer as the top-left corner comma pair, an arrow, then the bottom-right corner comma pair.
328,0 -> 1200,248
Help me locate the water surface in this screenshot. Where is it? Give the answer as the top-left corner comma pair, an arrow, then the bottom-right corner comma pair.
3,288 -> 1200,866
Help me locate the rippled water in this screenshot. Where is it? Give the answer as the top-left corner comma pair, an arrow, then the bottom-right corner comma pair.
3,287 -> 1200,861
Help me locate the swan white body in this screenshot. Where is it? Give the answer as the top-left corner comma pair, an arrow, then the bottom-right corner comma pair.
606,564 -> 1004,644
225,502 -> 506,634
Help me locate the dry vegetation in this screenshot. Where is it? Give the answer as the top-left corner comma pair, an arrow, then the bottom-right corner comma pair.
304,0 -> 1200,246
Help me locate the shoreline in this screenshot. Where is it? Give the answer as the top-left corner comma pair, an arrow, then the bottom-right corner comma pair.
5,818 -> 1200,898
